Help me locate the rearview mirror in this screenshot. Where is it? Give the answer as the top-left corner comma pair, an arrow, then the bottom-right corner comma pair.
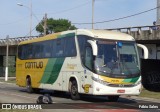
87,40 -> 98,56
137,44 -> 148,59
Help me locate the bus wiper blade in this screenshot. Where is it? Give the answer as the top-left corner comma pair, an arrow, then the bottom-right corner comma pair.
109,62 -> 117,75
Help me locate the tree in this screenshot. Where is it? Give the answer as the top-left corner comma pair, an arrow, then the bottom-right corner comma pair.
36,18 -> 77,35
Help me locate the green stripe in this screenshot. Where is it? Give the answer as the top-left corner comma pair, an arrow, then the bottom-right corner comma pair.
47,58 -> 65,84
40,58 -> 65,84
123,78 -> 132,83
123,76 -> 140,83
57,33 -> 75,38
40,58 -> 57,83
130,76 -> 139,83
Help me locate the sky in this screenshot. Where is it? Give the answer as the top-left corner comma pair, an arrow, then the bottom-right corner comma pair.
0,0 -> 157,39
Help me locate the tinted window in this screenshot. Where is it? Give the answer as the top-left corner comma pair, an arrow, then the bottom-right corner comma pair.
43,41 -> 53,58
85,47 -> 93,70
55,39 -> 65,57
65,37 -> 77,57
18,35 -> 77,59
77,35 -> 91,65
33,43 -> 42,58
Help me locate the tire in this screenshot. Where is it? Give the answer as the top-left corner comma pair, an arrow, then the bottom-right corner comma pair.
26,77 -> 33,93
70,80 -> 80,100
108,95 -> 119,102
33,88 -> 41,93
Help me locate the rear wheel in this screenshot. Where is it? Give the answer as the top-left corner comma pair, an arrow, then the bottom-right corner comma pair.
108,95 -> 119,102
70,80 -> 80,100
26,77 -> 33,93
33,88 -> 41,93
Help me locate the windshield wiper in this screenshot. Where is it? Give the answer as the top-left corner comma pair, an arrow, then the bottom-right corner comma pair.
109,61 -> 118,75
121,59 -> 132,75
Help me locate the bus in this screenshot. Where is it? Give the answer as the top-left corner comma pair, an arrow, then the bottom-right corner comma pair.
16,29 -> 148,101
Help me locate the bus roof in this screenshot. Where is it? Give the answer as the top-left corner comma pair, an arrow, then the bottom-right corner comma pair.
19,29 -> 135,45
76,29 -> 135,41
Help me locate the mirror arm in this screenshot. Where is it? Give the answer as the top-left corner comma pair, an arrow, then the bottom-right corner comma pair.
137,44 -> 148,59
87,40 -> 98,56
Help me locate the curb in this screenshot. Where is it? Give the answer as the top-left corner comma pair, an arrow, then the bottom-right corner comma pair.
0,81 -> 16,85
0,77 -> 16,85
0,77 -> 16,79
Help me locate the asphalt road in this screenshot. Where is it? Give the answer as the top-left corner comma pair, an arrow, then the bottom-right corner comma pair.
0,82 -> 160,112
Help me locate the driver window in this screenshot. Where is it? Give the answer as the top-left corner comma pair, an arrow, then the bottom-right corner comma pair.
85,47 -> 93,70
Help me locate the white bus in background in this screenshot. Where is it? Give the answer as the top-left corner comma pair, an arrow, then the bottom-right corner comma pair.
16,29 -> 148,101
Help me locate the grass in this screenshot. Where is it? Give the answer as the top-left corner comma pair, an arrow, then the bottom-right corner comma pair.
139,88 -> 160,99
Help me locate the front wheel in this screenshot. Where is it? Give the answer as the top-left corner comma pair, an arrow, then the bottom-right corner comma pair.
70,80 -> 80,100
108,95 -> 119,102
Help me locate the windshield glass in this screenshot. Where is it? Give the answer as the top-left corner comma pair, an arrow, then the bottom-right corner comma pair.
118,42 -> 139,75
95,40 -> 140,78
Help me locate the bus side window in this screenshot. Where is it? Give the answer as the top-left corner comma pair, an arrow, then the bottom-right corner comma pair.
18,46 -> 22,59
27,45 -> 33,59
55,39 -> 64,57
65,37 -> 76,57
84,47 -> 93,70
22,45 -> 28,59
43,41 -> 52,58
34,43 -> 42,58
52,40 -> 56,57
77,36 -> 89,64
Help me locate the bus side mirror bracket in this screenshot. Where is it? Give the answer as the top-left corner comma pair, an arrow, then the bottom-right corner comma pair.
137,44 -> 148,59
87,40 -> 98,56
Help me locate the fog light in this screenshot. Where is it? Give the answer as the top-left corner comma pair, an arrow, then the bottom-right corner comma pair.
96,87 -> 100,91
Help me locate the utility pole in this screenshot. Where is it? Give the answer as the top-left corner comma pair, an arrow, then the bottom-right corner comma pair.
92,0 -> 95,29
30,0 -> 32,37
44,13 -> 47,36
17,0 -> 32,37
5,35 -> 9,81
157,0 -> 160,24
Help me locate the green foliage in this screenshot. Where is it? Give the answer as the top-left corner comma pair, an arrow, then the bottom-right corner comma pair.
36,18 -> 77,35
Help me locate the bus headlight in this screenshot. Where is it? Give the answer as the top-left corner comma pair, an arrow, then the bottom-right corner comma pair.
134,80 -> 141,86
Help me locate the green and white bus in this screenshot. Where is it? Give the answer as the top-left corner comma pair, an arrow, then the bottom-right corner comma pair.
16,29 -> 148,101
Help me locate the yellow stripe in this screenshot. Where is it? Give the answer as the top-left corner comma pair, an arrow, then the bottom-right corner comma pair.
100,75 -> 133,84
19,33 -> 61,45
16,58 -> 49,88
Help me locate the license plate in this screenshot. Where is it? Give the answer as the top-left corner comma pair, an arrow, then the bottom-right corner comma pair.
117,89 -> 125,93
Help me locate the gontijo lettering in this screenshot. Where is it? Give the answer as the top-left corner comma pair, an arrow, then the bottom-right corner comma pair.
25,61 -> 43,69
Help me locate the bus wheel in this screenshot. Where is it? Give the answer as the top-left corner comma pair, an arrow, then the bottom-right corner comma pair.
33,88 -> 41,93
70,80 -> 80,100
108,95 -> 119,102
26,77 -> 33,93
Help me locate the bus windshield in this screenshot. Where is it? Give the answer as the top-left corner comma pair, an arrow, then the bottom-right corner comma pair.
95,40 -> 140,78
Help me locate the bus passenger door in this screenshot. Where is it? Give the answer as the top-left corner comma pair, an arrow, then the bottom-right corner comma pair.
62,72 -> 67,91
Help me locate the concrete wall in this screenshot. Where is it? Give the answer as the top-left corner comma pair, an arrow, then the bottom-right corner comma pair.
0,45 -> 17,77
130,30 -> 160,40
0,46 -> 17,56
145,44 -> 157,59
